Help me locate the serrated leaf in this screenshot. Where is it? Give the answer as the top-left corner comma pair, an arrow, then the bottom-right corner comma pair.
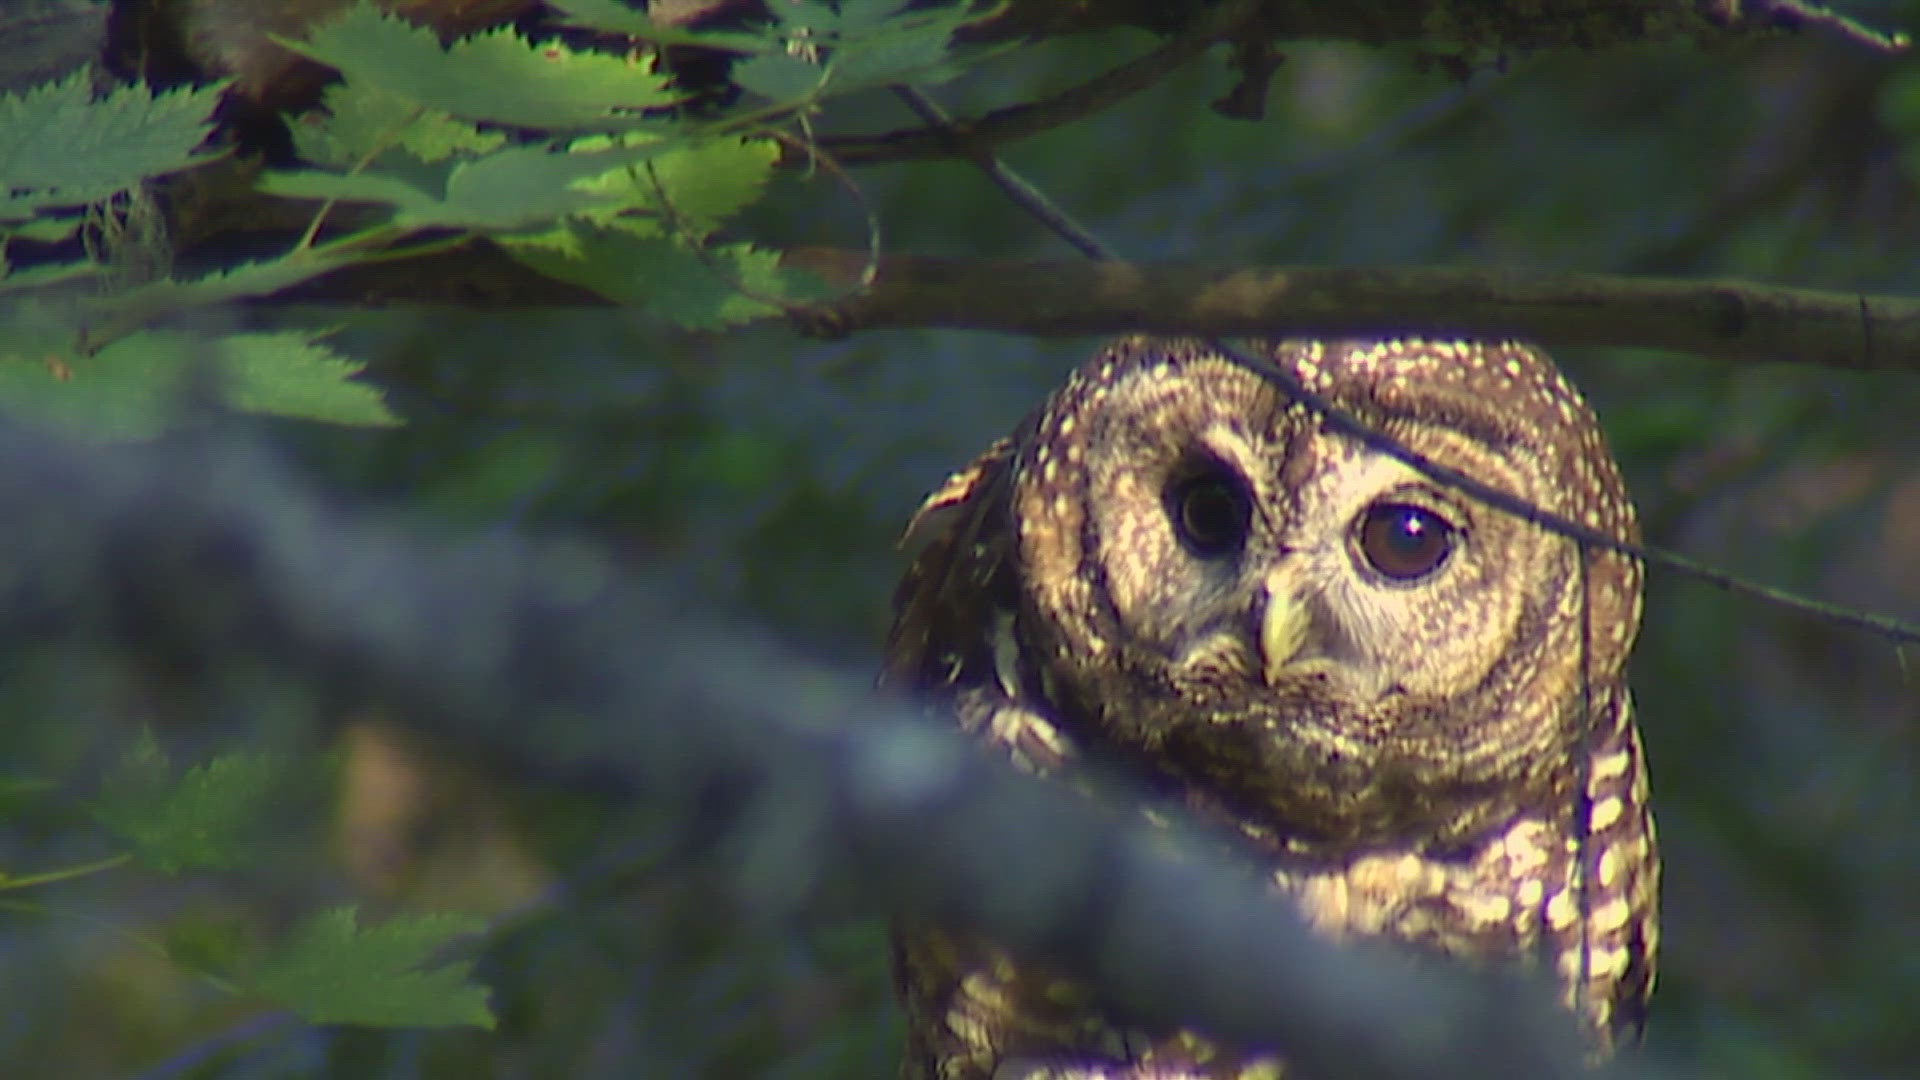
92,736 -> 290,874
0,71 -> 223,214
433,144 -> 631,228
770,0 -> 841,34
291,83 -> 505,169
250,907 -> 493,1028
97,257 -> 354,325
732,51 -> 827,102
830,19 -> 959,90
254,172 -> 403,207
212,331 -> 400,426
642,136 -> 779,236
0,257 -> 94,294
0,194 -> 43,222
256,169 -> 430,216
287,2 -> 679,130
0,328 -> 397,436
503,223 -> 789,328
5,213 -> 81,243
839,0 -> 914,30
0,328 -> 200,437
547,0 -> 766,52
264,140 -> 670,229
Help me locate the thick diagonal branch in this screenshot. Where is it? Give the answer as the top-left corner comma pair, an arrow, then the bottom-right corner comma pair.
0,422 -> 1669,1080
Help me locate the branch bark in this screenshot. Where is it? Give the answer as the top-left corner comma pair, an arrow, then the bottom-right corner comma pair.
272,243 -> 1920,371
781,249 -> 1920,370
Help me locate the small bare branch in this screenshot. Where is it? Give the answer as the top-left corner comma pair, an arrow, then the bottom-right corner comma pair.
800,0 -> 1263,169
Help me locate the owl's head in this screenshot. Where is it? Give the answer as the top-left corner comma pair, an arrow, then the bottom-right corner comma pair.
1009,336 -> 1642,851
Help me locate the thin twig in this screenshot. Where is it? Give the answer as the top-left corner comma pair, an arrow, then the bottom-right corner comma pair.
801,0 -> 1263,169
760,128 -> 883,294
1739,0 -> 1910,51
890,86 -> 1112,261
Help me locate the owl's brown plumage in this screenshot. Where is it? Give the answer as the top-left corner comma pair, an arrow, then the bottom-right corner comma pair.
884,336 -> 1658,1080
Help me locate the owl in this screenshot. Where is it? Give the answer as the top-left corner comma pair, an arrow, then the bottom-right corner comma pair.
882,336 -> 1658,1080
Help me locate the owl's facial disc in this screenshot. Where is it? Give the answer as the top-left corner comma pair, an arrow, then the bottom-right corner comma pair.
1258,494 -> 1462,690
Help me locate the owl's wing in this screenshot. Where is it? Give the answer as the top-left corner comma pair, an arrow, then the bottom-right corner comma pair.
884,435 -> 1084,776
883,436 -> 1015,693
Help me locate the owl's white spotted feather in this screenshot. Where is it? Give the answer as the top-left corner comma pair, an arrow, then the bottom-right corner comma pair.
885,337 -> 1657,1079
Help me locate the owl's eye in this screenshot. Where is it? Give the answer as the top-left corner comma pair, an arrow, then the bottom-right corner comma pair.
1167,466 -> 1252,558
1356,502 -> 1455,581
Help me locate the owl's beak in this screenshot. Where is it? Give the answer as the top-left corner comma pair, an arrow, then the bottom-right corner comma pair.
1259,567 -> 1309,685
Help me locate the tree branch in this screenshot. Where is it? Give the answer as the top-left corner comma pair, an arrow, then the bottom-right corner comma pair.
0,420 -> 1667,1080
263,243 -> 1920,372
781,249 -> 1920,371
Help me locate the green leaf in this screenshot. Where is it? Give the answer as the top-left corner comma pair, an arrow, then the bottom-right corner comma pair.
826,1 -> 977,91
291,83 -> 505,169
0,71 -> 223,217
91,732 -> 291,874
839,0 -> 914,30
433,144 -> 633,228
731,52 -> 827,102
547,0 -> 766,53
256,169 -> 431,216
503,222 -> 791,328
249,907 -> 493,1028
830,18 -> 961,90
0,257 -> 94,294
771,0 -> 842,34
642,136 -> 780,236
0,326 -> 198,438
0,328 -> 397,436
94,257 -> 357,326
287,2 -> 680,129
213,331 -> 401,426
5,213 -> 82,243
263,140 -> 670,230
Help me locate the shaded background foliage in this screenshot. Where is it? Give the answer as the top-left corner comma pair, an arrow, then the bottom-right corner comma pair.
4,1 -> 1920,1077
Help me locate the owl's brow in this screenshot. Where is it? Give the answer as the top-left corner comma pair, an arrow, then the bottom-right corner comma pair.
892,82 -> 1920,648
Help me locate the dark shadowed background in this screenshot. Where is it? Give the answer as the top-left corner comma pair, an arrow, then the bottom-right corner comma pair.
2,1 -> 1918,1076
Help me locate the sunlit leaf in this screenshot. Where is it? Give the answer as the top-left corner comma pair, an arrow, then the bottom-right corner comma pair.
287,2 -> 679,129
0,328 -> 396,436
0,71 -> 223,217
548,0 -> 767,52
641,136 -> 780,236
291,82 -> 506,169
732,52 -> 827,102
503,222 -> 793,327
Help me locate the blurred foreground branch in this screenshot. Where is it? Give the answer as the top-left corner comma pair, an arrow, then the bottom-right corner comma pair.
0,420 -> 1660,1080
